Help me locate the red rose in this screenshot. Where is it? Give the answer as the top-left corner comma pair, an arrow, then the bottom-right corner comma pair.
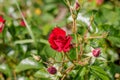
48,27 -> 72,52
47,66 -> 57,75
0,16 -> 5,33
20,19 -> 26,27
92,48 -> 101,57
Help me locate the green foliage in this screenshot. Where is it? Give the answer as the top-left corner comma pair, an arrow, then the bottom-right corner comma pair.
0,63 -> 11,77
15,57 -> 43,73
0,0 -> 120,80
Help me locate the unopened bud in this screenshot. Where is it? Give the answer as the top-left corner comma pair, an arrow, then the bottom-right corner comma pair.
32,54 -> 41,61
92,48 -> 101,57
74,1 -> 80,10
47,66 -> 57,75
20,19 -> 26,27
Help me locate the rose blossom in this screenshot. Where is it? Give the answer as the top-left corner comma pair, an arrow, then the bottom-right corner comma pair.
47,66 -> 57,75
92,48 -> 101,57
0,16 -> 6,33
20,19 -> 26,27
48,27 -> 72,52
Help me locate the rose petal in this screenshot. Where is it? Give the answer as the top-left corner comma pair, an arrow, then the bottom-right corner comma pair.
63,36 -> 72,52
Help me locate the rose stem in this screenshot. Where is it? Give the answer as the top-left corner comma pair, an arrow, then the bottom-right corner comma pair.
61,64 -> 74,80
66,0 -> 79,61
2,33 -> 4,44
59,52 -> 65,72
64,52 -> 76,65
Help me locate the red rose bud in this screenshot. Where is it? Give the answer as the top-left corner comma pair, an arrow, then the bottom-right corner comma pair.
0,16 -> 5,33
92,48 -> 101,57
20,19 -> 26,27
75,1 -> 80,10
47,66 -> 57,75
96,0 -> 104,6
48,27 -> 72,52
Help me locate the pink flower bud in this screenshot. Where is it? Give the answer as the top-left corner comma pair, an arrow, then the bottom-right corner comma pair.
96,0 -> 104,6
75,1 -> 80,10
92,48 -> 101,57
20,19 -> 26,27
47,66 -> 57,75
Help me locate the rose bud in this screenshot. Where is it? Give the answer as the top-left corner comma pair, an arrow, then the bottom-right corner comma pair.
74,1 -> 80,10
48,27 -> 72,52
20,19 -> 26,27
47,66 -> 57,75
96,0 -> 104,6
92,48 -> 101,57
32,54 -> 41,61
0,16 -> 6,33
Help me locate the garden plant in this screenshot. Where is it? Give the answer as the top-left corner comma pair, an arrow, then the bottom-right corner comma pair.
0,0 -> 120,80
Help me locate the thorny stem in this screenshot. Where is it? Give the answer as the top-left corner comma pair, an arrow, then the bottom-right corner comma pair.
66,0 -> 72,14
59,52 -> 65,72
78,44 -> 83,60
0,73 -> 4,80
60,52 -> 76,80
64,53 -> 76,65
66,0 -> 79,61
72,12 -> 79,61
2,32 -> 5,45
84,15 -> 94,42
87,33 -> 108,39
13,70 -> 16,80
61,64 -> 74,80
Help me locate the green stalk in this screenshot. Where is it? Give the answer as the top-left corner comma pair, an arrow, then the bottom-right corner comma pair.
73,18 -> 78,61
2,30 -> 5,44
14,0 -> 35,43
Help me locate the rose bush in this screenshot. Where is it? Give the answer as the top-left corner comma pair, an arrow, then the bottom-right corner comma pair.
0,0 -> 120,80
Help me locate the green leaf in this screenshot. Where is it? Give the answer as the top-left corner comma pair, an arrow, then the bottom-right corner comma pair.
75,67 -> 87,80
92,70 -> 109,80
69,48 -> 76,60
15,57 -> 43,73
55,52 -> 62,62
91,66 -> 109,80
44,45 -> 56,58
34,69 -> 50,78
17,76 -> 29,80
42,24 -> 51,36
80,67 -> 87,77
91,66 -> 107,75
89,75 -> 96,80
0,63 -> 11,76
